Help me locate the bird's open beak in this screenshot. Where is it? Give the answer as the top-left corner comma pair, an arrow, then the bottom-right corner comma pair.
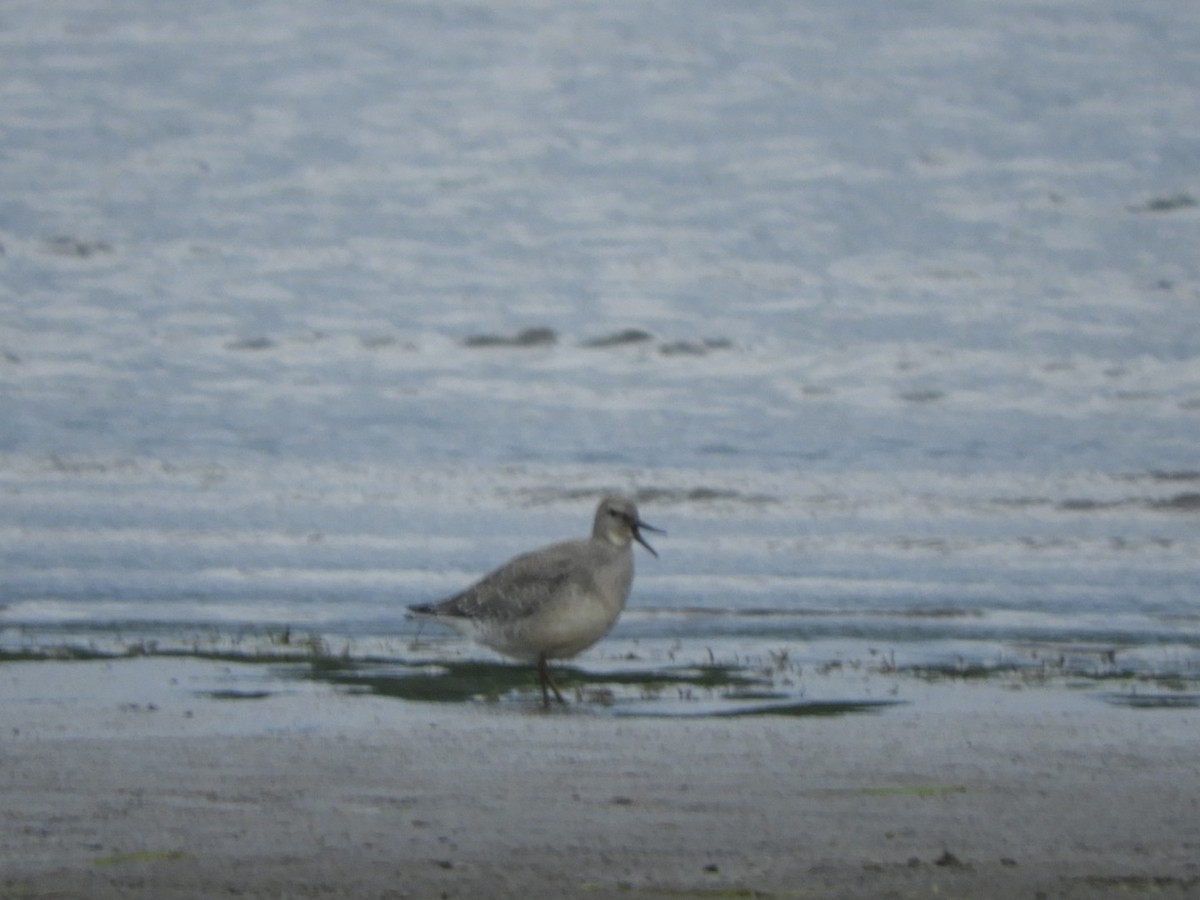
633,519 -> 665,558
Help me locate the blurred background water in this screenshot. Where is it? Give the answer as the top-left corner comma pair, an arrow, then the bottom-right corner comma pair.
2,0 -> 1198,684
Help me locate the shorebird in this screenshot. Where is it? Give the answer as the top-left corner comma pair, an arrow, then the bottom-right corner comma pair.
408,496 -> 662,707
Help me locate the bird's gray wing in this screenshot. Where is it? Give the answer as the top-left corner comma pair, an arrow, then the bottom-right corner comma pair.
430,540 -> 590,622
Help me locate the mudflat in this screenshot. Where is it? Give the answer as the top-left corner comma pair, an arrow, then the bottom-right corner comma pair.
3,658 -> 1198,899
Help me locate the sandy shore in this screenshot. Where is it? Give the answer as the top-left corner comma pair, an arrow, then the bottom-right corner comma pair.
2,658 -> 1198,899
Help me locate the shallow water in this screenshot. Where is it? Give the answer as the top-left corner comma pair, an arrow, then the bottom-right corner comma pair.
2,1 -> 1199,694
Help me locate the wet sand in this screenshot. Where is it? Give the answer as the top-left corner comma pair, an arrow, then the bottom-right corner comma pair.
3,658 -> 1198,899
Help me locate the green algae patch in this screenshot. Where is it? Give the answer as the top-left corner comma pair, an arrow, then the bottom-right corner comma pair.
1100,692 -> 1200,710
202,689 -> 274,701
859,784 -> 968,798
299,658 -> 767,708
92,850 -> 187,867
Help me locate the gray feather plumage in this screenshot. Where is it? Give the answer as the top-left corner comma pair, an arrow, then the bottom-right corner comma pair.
407,496 -> 661,704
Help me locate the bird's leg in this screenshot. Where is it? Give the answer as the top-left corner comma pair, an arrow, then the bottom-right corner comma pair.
538,654 -> 566,708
